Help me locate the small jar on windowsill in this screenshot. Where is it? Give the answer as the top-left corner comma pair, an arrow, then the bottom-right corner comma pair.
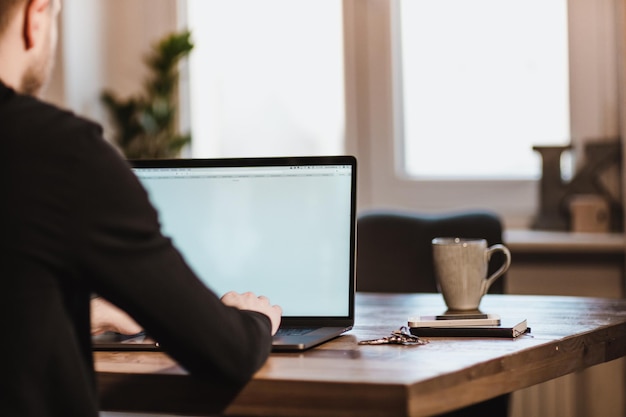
568,194 -> 610,234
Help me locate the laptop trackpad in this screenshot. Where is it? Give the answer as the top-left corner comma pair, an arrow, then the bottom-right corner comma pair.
272,327 -> 346,351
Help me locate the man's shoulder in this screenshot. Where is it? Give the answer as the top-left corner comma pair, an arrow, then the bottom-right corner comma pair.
0,84 -> 102,144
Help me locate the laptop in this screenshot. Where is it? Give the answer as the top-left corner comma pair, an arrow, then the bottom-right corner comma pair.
93,155 -> 356,351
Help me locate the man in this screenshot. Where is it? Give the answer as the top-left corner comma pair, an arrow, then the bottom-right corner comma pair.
0,1 -> 282,416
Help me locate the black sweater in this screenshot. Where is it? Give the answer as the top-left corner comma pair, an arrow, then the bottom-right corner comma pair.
0,82 -> 273,417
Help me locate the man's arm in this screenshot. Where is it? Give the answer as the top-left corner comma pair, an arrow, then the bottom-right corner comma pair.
71,129 -> 280,385
91,293 -> 282,336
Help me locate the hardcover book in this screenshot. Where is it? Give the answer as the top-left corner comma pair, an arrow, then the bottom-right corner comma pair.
408,313 -> 501,327
408,318 -> 529,338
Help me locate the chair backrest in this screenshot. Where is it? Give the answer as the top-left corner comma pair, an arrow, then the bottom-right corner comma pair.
356,210 -> 506,294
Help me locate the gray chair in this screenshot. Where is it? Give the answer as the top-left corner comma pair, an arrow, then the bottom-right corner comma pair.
356,209 -> 509,417
356,210 -> 506,294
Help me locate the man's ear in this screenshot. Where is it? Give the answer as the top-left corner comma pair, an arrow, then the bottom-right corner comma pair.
23,0 -> 51,50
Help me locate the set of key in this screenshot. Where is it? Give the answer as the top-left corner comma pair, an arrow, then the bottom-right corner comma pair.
358,326 -> 428,346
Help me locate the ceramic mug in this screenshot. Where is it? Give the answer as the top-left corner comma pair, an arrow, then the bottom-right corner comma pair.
432,238 -> 511,311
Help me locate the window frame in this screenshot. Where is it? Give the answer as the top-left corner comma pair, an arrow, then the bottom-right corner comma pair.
345,0 -> 622,228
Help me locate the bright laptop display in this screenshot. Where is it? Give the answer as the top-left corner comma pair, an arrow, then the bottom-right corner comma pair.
125,156 -> 356,350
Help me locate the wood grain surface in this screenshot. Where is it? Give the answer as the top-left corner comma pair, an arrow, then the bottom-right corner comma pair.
95,293 -> 626,416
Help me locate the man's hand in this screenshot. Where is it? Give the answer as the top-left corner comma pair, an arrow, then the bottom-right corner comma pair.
221,291 -> 282,335
90,297 -> 143,335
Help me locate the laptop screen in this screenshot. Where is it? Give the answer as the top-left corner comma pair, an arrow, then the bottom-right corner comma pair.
130,156 -> 356,320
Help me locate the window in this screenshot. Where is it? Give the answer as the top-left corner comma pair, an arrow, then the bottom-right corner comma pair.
186,0 -> 345,158
398,0 -> 570,180
180,1 -> 620,226
344,1 -> 619,226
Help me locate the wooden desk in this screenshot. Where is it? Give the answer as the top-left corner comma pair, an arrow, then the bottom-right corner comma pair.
95,293 -> 626,416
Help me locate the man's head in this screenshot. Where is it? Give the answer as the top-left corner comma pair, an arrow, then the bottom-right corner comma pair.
0,1 -> 23,34
0,0 -> 61,96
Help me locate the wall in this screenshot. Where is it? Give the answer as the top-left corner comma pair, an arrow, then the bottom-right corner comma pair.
48,0 -> 179,140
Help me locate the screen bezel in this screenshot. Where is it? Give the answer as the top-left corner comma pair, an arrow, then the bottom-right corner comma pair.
128,156 -> 357,328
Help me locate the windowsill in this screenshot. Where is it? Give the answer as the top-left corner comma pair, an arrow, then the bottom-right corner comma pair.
504,229 -> 625,254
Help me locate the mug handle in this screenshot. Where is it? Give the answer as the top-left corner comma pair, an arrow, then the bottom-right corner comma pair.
481,244 -> 512,296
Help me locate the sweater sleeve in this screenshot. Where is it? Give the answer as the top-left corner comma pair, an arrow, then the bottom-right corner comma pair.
70,128 -> 273,385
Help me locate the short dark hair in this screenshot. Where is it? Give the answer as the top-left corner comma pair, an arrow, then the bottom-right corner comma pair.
0,0 -> 27,35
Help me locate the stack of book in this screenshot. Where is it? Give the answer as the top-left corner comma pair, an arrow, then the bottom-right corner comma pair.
408,313 -> 529,338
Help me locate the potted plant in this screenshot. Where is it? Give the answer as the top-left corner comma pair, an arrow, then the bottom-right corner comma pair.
101,31 -> 194,159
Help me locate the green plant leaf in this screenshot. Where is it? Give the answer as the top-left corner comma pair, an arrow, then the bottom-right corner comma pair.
101,30 -> 194,159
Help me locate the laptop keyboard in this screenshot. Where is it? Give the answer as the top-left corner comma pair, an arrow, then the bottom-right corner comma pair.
276,327 -> 317,336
